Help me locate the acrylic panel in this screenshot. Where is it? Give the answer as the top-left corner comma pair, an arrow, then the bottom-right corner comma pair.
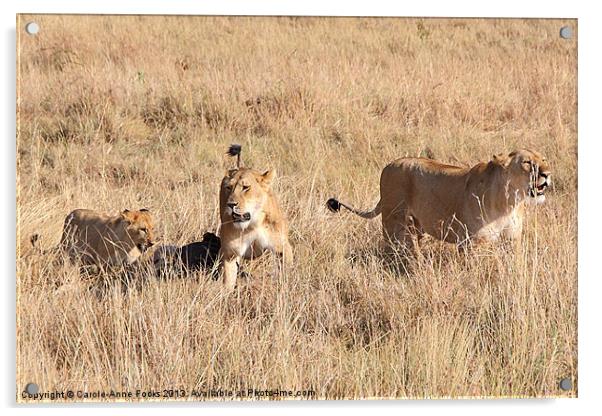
16,15 -> 577,401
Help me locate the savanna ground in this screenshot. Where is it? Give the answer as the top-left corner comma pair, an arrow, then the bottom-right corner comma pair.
16,15 -> 577,400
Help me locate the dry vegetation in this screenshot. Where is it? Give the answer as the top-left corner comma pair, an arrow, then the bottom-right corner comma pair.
16,15 -> 577,400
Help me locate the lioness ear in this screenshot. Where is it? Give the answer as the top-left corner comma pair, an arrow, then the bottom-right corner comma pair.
492,153 -> 510,168
260,169 -> 275,185
120,209 -> 133,222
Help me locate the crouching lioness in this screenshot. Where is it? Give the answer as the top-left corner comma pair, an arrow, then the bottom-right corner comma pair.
327,149 -> 551,249
219,145 -> 293,289
60,208 -> 155,267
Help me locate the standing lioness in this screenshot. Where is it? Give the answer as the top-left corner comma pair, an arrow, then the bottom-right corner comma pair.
327,149 -> 551,249
219,145 -> 293,289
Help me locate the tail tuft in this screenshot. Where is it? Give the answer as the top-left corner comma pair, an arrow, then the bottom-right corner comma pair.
326,198 -> 341,213
227,144 -> 242,157
226,144 -> 242,168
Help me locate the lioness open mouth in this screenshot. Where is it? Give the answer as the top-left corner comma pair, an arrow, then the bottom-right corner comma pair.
232,211 -> 251,222
530,183 -> 548,197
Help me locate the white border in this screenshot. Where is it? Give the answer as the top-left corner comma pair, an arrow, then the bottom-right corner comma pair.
3,1 -> 601,415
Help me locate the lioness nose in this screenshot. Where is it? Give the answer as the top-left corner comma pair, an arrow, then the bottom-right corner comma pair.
541,172 -> 550,179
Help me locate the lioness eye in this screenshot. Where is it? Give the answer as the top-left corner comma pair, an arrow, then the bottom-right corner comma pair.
242,185 -> 250,192
140,228 -> 147,234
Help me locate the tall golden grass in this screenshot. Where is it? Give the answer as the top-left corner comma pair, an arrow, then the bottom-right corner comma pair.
16,15 -> 577,400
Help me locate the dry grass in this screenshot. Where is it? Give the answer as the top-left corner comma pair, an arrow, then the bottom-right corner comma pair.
16,15 -> 577,400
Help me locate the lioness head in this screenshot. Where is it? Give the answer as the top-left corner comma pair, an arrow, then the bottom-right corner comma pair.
494,149 -> 552,204
220,167 -> 275,230
121,208 -> 155,251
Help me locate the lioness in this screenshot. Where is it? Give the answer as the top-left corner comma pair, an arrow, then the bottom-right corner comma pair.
327,149 -> 551,248
60,208 -> 155,267
219,145 -> 293,289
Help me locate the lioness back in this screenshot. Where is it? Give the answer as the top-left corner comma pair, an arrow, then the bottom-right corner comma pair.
382,158 -> 467,200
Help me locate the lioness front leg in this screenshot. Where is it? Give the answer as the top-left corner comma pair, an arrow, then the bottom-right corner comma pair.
281,240 -> 293,268
501,219 -> 524,252
221,254 -> 240,290
272,239 -> 293,278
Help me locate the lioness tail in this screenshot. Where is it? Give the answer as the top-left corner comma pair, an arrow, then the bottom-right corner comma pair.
326,198 -> 382,219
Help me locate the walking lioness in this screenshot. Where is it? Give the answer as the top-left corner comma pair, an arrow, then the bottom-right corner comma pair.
327,149 -> 551,249
219,145 -> 293,289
